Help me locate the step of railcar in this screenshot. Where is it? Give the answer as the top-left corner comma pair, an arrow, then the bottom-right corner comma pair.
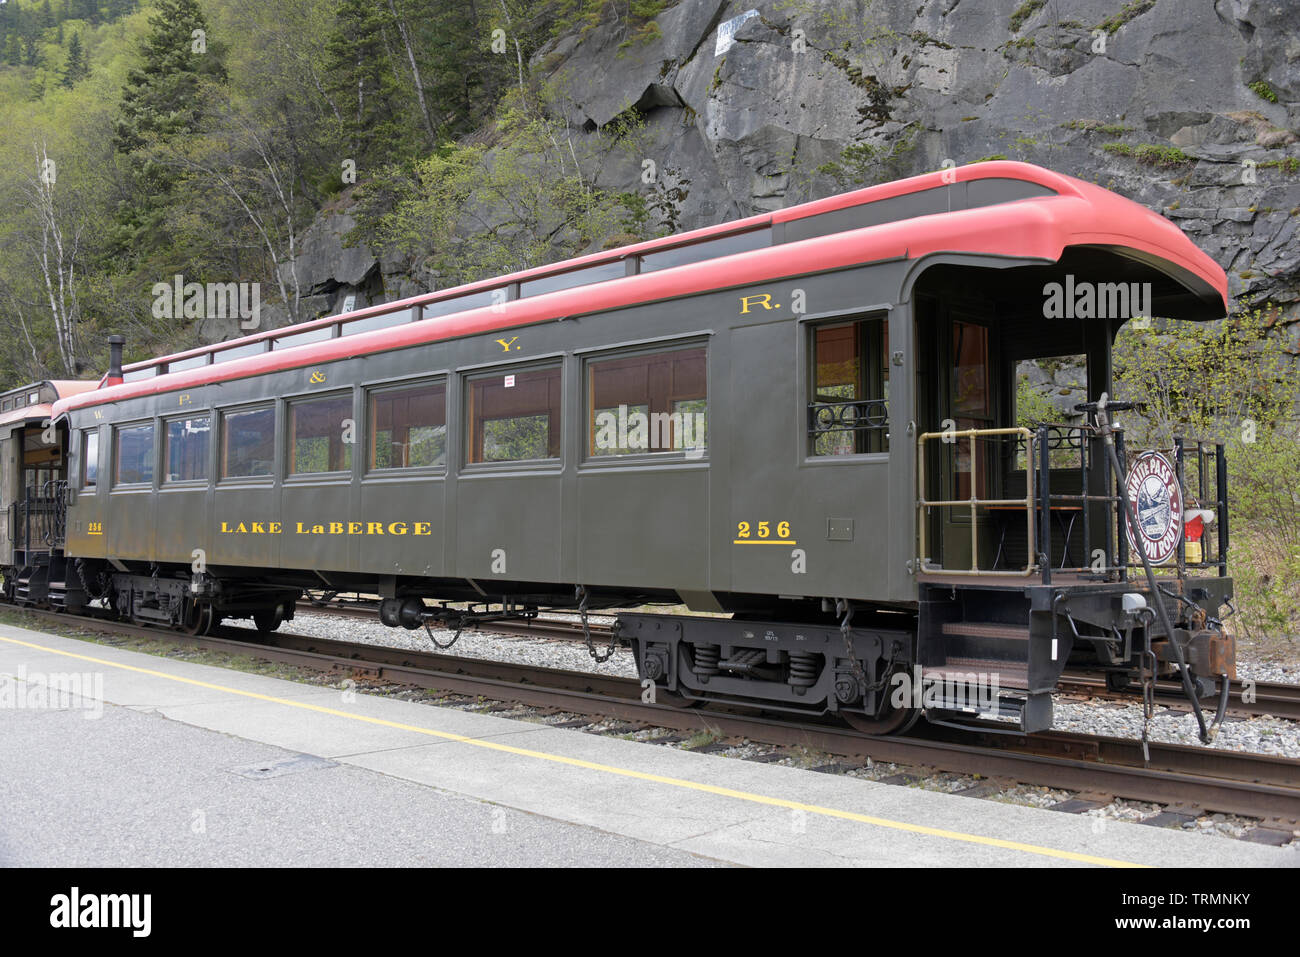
939,621 -> 1030,641
924,656 -> 1030,690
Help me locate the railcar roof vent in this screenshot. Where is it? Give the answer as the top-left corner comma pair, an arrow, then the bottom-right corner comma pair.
106,335 -> 125,387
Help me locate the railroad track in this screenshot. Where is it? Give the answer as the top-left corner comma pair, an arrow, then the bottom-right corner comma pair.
7,604 -> 1300,828
297,599 -> 1300,721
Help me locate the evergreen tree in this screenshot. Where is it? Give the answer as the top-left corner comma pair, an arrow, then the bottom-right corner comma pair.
59,31 -> 88,87
111,0 -> 227,262
21,34 -> 41,68
322,0 -> 411,169
114,0 -> 227,152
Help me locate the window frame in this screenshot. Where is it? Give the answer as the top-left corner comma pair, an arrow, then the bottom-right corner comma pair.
580,338 -> 710,466
462,360 -> 564,471
112,420 -> 157,489
81,427 -> 100,489
365,377 -> 449,476
800,308 -> 892,465
218,403 -> 277,484
161,412 -> 213,487
285,389 -> 356,480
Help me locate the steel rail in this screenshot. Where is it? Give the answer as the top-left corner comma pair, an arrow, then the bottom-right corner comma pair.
5,605 -> 1299,825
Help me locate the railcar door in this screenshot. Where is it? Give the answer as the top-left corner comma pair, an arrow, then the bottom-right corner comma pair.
917,297 -> 1000,571
0,425 -> 16,567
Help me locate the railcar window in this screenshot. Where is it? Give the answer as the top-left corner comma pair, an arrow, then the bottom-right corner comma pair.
168,354 -> 210,373
213,341 -> 269,364
115,424 -> 155,485
164,416 -> 211,482
809,318 -> 889,455
274,324 -> 335,349
122,367 -> 155,382
422,289 -> 500,319
370,382 -> 446,470
586,346 -> 707,457
466,366 -> 561,463
289,394 -> 353,474
221,407 -> 275,479
520,261 -> 626,298
638,228 -> 771,273
341,307 -> 417,337
82,430 -> 98,487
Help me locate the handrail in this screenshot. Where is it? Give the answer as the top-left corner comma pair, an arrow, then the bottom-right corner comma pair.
917,420 -> 1228,583
917,426 -> 1037,577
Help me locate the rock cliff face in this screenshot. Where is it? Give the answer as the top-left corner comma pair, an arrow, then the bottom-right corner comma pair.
269,0 -> 1300,342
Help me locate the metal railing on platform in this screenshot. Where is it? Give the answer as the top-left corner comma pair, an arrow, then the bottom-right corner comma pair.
917,423 -> 1229,585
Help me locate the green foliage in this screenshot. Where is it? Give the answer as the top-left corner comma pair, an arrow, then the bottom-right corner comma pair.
1061,120 -> 1133,136
1009,0 -> 1045,33
351,90 -> 665,288
1248,80 -> 1279,103
1101,141 -> 1193,167
59,31 -> 88,88
550,0 -> 668,45
816,124 -> 918,189
1259,157 -> 1300,175
1015,375 -> 1061,429
1096,0 -> 1157,35
1114,306 -> 1300,640
111,0 -> 228,270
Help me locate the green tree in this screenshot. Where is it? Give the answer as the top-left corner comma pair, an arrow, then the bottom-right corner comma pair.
59,31 -> 88,88
322,0 -> 413,170
1114,307 -> 1300,644
111,0 -> 228,267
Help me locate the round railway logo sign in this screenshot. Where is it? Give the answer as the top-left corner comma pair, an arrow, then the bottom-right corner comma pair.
1124,451 -> 1183,565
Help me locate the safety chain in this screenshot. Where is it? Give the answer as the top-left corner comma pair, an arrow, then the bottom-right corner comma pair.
837,599 -> 868,691
577,585 -> 617,663
424,619 -> 463,650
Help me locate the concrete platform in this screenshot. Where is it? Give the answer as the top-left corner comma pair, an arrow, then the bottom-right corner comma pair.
0,621 -> 1295,868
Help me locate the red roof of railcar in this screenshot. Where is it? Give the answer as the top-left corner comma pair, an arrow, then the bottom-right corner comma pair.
54,161 -> 1228,418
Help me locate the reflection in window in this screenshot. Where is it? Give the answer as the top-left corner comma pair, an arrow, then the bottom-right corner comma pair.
275,324 -> 335,349
371,382 -> 446,470
952,321 -> 991,499
422,289 -> 501,319
116,424 -> 155,485
520,261 -> 625,297
165,416 -> 211,482
222,407 -> 275,478
587,346 -> 707,457
168,353 -> 210,372
290,394 -> 353,474
341,308 -> 416,336
83,430 -> 99,487
212,341 -> 267,364
639,229 -> 770,272
809,318 -> 888,455
467,366 -> 561,463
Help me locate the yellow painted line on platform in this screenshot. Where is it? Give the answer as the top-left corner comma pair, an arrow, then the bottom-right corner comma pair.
0,631 -> 1146,868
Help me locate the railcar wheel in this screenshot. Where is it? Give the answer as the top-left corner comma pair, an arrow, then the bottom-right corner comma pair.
182,600 -> 215,637
842,703 -> 921,736
655,687 -> 703,709
253,605 -> 284,633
